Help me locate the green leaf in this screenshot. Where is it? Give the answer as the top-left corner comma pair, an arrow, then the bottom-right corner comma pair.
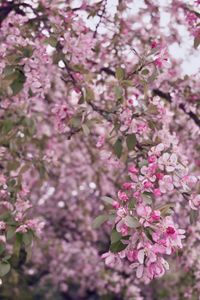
13,233 -> 22,257
114,86 -> 123,100
121,80 -> 132,87
10,71 -> 26,96
72,64 -> 88,74
124,216 -> 139,228
128,198 -> 136,209
101,196 -> 114,205
141,69 -> 149,75
109,240 -> 128,253
115,67 -> 125,81
85,86 -> 94,102
144,228 -> 154,243
92,215 -> 108,229
24,118 -> 36,136
190,210 -> 199,224
3,66 -> 15,77
110,229 -> 122,244
126,133 -> 136,151
158,204 -> 175,216
45,36 -> 57,48
2,255 -> 11,262
6,226 -> 16,240
21,46 -> 33,58
0,245 -> 5,255
0,261 -> 10,277
0,213 -> 11,222
2,119 -> 13,134
7,161 -> 20,171
23,231 -> 33,247
82,124 -> 90,136
69,116 -> 82,128
113,138 -> 123,159
142,192 -> 153,205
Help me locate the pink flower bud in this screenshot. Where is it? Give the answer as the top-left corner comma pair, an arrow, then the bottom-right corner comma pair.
156,173 -> 164,180
122,182 -> 132,190
153,188 -> 162,197
148,155 -> 157,163
118,191 -> 129,202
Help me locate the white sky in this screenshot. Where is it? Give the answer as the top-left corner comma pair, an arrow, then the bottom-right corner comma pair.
72,0 -> 200,75
25,0 -> 200,75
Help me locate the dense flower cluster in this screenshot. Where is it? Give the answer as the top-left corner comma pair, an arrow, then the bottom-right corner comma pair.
0,0 -> 199,299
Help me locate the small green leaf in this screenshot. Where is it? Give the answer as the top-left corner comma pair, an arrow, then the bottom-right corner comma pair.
23,231 -> 33,247
92,215 -> 108,229
113,138 -> 123,159
190,210 -> 199,224
121,80 -> 132,87
128,198 -> 136,209
45,36 -> 57,48
7,161 -> 20,171
6,226 -> 16,240
24,118 -> 36,136
72,64 -> 88,74
3,66 -> 15,77
10,71 -> 26,96
2,119 -> 13,134
142,192 -> 153,205
109,240 -> 128,253
82,124 -> 90,136
13,233 -> 22,257
101,196 -> 114,205
141,69 -> 149,75
69,116 -> 82,128
115,67 -> 125,81
2,255 -> 11,262
22,46 -> 33,58
158,204 -> 175,216
85,86 -> 94,102
126,133 -> 136,151
110,229 -> 122,244
124,216 -> 139,228
0,261 -> 10,277
114,86 -> 123,100
0,245 -> 5,255
144,228 -> 154,243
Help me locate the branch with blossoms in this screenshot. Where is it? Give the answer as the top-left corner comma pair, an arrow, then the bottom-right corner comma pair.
0,1 -> 199,299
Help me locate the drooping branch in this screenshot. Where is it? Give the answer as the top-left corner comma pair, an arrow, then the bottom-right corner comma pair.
153,89 -> 200,128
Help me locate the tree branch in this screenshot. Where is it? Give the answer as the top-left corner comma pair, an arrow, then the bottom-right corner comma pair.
153,89 -> 200,128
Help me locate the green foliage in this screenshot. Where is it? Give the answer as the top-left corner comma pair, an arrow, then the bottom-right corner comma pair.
92,215 -> 108,229
101,196 -> 114,205
126,133 -> 136,151
114,86 -> 123,101
109,239 -> 128,253
0,261 -> 10,277
115,67 -> 125,81
44,36 -> 58,48
110,229 -> 122,243
113,138 -> 123,158
124,216 -> 139,228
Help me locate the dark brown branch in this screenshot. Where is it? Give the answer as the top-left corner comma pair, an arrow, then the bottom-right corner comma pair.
153,89 -> 200,128
93,0 -> 107,38
100,67 -> 115,76
0,1 -> 25,25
